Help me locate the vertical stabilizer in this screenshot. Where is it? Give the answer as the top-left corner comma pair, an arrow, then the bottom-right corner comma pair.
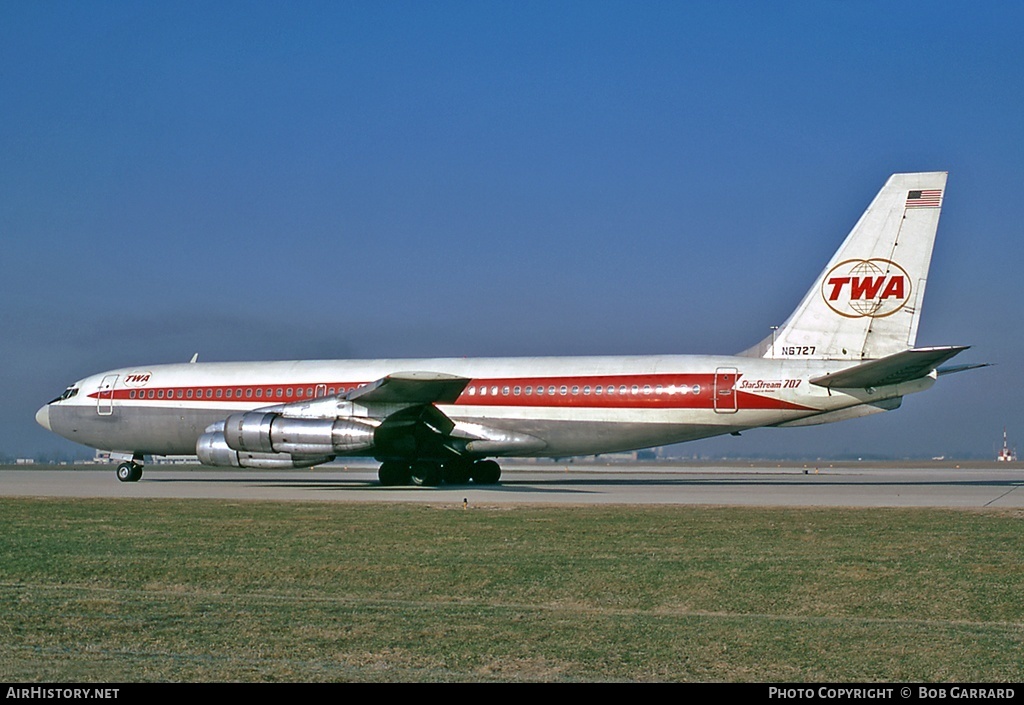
743,172 -> 947,361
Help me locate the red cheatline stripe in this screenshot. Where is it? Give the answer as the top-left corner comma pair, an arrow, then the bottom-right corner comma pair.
87,374 -> 816,412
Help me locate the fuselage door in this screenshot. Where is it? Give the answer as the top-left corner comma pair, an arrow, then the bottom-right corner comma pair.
315,384 -> 327,398
714,367 -> 738,413
97,374 -> 119,416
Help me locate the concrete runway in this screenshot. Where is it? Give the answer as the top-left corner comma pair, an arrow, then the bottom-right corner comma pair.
3,461 -> 1023,508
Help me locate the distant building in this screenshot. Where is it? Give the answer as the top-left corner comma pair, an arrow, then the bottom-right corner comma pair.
152,455 -> 198,465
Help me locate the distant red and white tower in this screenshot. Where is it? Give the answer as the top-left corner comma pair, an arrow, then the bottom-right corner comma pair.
997,428 -> 1017,462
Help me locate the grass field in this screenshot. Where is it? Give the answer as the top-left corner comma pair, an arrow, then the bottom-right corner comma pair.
1,497 -> 1022,682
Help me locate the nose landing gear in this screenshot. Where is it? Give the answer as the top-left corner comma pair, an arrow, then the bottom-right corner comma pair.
116,461 -> 143,482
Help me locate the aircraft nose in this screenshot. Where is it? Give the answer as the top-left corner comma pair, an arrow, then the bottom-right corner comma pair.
35,404 -> 51,431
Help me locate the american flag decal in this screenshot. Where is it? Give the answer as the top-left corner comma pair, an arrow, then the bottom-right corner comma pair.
905,189 -> 942,208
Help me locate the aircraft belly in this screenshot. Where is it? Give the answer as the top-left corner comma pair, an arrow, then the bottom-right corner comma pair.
48,404 -> 227,455
446,407 -> 807,457
471,419 -> 727,456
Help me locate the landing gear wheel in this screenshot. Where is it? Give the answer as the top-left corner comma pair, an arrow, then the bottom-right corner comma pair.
470,459 -> 501,485
410,461 -> 442,487
116,462 -> 143,483
378,461 -> 411,486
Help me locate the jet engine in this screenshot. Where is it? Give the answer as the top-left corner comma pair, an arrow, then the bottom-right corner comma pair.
222,411 -> 377,456
196,425 -> 332,469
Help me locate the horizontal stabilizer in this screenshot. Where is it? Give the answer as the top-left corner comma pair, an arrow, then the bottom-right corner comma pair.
810,346 -> 969,389
346,371 -> 470,404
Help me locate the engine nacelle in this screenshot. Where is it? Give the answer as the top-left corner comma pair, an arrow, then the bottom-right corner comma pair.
222,411 -> 377,456
196,428 -> 331,469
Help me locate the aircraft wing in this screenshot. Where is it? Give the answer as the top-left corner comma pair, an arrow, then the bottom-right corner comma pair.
345,371 -> 471,404
810,346 -> 970,389
340,372 -> 544,457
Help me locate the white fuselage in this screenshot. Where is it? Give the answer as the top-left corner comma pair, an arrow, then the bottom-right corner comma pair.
38,353 -> 931,459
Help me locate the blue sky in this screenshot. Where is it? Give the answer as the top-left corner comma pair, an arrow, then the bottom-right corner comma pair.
2,1 -> 1022,459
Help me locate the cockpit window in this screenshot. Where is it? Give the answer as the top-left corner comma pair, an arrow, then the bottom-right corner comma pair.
50,386 -> 79,404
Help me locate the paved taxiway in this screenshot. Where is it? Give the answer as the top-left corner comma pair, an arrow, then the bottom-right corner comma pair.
3,461 -> 1023,508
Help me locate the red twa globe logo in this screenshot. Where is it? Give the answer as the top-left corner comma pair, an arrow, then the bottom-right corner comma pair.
821,259 -> 912,318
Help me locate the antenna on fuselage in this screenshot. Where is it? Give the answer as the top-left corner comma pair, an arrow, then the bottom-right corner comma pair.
189,353 -> 199,364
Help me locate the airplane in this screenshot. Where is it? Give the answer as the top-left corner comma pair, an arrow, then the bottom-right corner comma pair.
36,171 -> 983,485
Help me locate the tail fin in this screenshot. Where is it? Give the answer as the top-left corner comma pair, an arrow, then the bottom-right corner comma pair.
742,172 -> 948,361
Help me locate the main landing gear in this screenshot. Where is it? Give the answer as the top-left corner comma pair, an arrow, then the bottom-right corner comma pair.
377,458 -> 501,487
115,461 -> 143,483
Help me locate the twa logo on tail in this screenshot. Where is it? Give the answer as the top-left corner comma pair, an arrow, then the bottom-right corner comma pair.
821,259 -> 911,318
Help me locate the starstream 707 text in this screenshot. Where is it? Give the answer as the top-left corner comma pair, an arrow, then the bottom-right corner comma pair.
6,689 -> 119,699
